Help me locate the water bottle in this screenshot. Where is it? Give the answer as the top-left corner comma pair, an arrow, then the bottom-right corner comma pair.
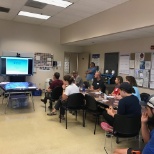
82,84 -> 85,93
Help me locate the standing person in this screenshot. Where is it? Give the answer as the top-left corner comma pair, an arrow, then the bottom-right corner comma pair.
126,76 -> 141,101
111,76 -> 123,96
41,72 -> 63,106
113,95 -> 154,154
47,75 -> 79,119
102,82 -> 141,127
85,62 -> 97,86
72,71 -> 83,87
90,71 -> 106,93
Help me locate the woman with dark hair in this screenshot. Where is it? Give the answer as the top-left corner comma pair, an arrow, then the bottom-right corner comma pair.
111,76 -> 123,96
47,75 -> 79,118
126,76 -> 141,101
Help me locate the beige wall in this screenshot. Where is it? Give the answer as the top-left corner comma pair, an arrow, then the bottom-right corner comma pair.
81,37 -> 154,94
0,20 -> 82,89
61,0 -> 154,44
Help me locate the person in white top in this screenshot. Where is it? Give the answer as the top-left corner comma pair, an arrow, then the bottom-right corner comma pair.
47,75 -> 79,119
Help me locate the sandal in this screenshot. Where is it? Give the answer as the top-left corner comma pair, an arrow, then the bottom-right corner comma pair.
47,112 -> 57,116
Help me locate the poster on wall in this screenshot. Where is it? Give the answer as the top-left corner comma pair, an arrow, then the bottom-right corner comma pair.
91,54 -> 100,66
34,53 -> 53,68
38,67 -> 51,71
129,69 -> 135,76
140,61 -> 145,69
135,53 -> 145,69
136,78 -> 144,87
145,61 -> 151,69
119,55 -> 129,74
129,60 -> 135,68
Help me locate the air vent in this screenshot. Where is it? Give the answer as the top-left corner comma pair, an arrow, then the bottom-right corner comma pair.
25,0 -> 47,9
0,7 -> 10,13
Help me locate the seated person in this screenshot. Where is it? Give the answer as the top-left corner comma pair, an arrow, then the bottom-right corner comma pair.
102,82 -> 141,127
41,72 -> 63,105
72,71 -> 83,87
126,76 -> 141,101
113,95 -> 154,154
111,76 -> 123,96
47,75 -> 79,118
90,71 -> 106,93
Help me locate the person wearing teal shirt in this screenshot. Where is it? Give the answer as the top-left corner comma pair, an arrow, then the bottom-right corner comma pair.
85,62 -> 97,85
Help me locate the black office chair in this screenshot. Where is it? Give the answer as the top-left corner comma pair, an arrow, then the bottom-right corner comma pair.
85,94 -> 103,135
103,114 -> 141,154
60,93 -> 86,129
44,86 -> 63,112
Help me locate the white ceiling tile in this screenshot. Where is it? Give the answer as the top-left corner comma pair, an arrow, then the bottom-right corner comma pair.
1,0 -> 154,46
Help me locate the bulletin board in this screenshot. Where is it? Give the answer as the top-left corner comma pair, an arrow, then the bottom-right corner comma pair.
129,52 -> 154,89
34,52 -> 54,70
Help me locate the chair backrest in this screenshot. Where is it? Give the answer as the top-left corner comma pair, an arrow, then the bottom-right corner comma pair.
113,114 -> 141,137
85,94 -> 98,111
51,86 -> 63,100
67,93 -> 85,109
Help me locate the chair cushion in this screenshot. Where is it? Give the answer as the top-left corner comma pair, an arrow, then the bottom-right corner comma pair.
101,122 -> 113,133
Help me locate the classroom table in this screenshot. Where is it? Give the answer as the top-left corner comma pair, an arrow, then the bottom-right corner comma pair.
0,82 -> 37,113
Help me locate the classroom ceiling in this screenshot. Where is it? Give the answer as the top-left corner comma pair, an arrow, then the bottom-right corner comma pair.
1,0 -> 154,46
0,0 -> 129,28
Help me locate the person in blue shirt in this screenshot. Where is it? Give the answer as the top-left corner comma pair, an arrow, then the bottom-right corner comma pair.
126,76 -> 141,101
113,95 -> 154,154
85,62 -> 97,85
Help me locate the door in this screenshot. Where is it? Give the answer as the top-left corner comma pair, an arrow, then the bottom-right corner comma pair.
104,52 -> 119,76
78,52 -> 90,81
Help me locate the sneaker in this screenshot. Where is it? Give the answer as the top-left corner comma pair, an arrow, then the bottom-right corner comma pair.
59,115 -> 65,120
41,99 -> 47,104
47,112 -> 57,116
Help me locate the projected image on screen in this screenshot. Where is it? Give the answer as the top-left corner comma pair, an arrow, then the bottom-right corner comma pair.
6,58 -> 28,75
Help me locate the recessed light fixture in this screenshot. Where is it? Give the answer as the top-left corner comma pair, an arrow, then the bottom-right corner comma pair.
18,11 -> 50,19
32,0 -> 72,8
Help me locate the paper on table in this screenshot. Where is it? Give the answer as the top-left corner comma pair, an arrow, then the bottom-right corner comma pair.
107,96 -> 115,99
104,93 -> 107,100
102,99 -> 108,103
95,91 -> 102,95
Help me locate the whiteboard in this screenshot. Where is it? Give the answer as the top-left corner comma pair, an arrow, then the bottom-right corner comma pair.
119,55 -> 130,74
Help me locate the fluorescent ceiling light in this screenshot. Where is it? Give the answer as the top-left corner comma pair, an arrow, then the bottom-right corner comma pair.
33,0 -> 72,8
18,11 -> 50,20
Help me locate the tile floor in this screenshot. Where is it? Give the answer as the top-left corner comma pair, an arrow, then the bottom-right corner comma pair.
0,96 -> 144,154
